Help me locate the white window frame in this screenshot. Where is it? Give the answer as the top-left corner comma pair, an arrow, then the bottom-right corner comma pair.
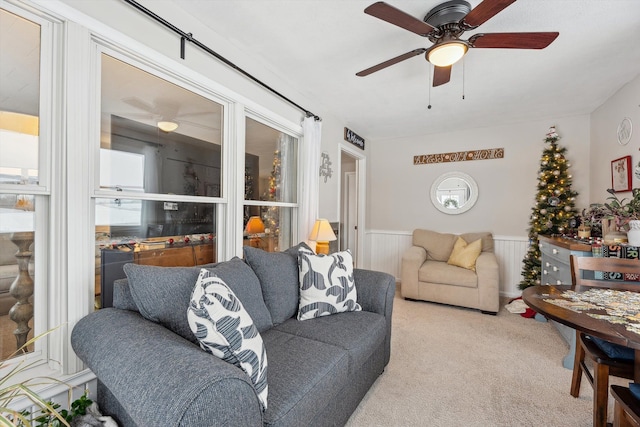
0,0 -> 58,379
241,110 -> 302,254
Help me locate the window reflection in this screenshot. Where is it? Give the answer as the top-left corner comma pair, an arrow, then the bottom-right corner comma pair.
244,118 -> 298,204
100,54 -> 223,197
0,8 -> 41,361
0,10 -> 40,187
95,199 -> 216,308
242,205 -> 294,252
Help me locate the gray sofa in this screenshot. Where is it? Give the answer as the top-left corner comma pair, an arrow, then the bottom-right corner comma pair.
71,244 -> 395,427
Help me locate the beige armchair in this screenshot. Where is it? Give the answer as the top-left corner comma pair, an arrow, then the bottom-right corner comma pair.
401,229 -> 499,314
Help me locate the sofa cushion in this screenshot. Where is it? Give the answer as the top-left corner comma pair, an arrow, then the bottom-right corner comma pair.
260,329 -> 349,426
418,260 -> 478,288
243,242 -> 312,325
460,232 -> 494,252
297,248 -> 361,321
188,269 -> 268,410
123,258 -> 273,344
447,237 -> 482,271
274,311 -> 385,373
413,229 -> 457,262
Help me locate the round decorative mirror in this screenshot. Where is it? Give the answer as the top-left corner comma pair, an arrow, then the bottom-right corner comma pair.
430,171 -> 478,215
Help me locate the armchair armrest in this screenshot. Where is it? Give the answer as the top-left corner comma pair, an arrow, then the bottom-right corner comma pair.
475,252 -> 500,313
401,246 -> 427,298
71,309 -> 262,427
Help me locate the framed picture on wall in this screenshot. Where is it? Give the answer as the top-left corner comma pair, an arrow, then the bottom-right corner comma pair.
611,155 -> 632,192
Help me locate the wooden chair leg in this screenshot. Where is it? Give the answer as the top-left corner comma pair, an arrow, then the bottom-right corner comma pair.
571,332 -> 585,397
593,362 -> 610,427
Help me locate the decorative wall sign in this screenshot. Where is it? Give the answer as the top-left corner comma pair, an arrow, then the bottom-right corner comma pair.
413,148 -> 504,165
344,127 -> 365,150
319,152 -> 333,183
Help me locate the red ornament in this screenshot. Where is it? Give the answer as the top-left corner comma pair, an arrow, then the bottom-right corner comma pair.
168,238 -> 174,245
184,236 -> 190,244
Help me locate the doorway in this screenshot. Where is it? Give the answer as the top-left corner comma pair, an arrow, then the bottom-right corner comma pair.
340,146 -> 365,267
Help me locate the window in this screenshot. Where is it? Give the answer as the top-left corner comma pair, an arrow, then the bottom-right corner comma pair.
95,52 -> 225,308
0,7 -> 48,361
243,117 -> 298,252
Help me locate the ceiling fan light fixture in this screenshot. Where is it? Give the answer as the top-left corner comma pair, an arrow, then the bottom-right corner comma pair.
157,120 -> 179,133
427,41 -> 468,67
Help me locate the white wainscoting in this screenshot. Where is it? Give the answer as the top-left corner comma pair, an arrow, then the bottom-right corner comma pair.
365,230 -> 529,298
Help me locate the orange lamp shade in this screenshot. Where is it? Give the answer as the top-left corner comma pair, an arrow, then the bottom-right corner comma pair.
245,216 -> 265,234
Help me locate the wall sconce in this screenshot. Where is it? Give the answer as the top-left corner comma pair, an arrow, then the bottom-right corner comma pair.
309,218 -> 336,255
245,216 -> 265,248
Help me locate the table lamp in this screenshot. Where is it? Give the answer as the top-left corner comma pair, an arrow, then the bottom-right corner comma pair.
309,218 -> 336,255
245,216 -> 265,247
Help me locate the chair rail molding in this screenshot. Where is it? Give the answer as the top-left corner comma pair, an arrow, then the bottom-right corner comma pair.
365,230 -> 528,298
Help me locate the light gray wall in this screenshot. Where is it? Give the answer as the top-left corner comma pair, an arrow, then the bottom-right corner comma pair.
366,115 -> 591,237
590,73 -> 640,203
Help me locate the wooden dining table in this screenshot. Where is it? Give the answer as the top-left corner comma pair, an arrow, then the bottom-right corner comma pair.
522,285 -> 640,382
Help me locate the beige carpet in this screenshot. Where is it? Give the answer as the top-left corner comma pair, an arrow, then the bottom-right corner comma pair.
346,289 -> 628,427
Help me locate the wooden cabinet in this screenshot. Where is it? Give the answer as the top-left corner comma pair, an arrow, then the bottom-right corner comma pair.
539,236 -> 592,286
538,235 -> 592,369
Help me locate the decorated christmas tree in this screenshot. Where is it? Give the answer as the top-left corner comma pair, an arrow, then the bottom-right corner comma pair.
263,150 -> 281,235
519,126 -> 579,289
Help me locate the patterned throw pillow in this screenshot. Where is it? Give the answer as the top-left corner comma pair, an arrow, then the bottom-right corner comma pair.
187,269 -> 268,410
297,248 -> 361,321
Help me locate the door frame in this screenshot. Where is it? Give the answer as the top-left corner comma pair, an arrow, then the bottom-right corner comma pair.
339,143 -> 366,268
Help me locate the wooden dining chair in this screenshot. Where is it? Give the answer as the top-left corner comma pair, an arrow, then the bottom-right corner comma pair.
569,255 -> 640,427
611,385 -> 640,427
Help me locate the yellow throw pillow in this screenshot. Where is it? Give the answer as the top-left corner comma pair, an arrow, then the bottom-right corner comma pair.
447,237 -> 482,271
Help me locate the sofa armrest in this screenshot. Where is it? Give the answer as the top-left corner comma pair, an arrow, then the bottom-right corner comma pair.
354,268 -> 395,318
354,268 -> 395,366
400,246 -> 427,298
71,309 -> 262,427
475,252 -> 500,313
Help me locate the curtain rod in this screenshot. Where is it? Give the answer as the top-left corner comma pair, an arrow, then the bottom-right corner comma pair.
123,0 -> 321,121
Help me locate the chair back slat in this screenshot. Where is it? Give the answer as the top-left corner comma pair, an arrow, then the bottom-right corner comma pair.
570,255 -> 640,292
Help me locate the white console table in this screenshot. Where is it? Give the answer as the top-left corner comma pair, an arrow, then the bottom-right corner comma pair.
538,235 -> 592,369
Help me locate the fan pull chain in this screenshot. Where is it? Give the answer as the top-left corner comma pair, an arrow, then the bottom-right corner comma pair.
462,59 -> 465,100
428,65 -> 432,109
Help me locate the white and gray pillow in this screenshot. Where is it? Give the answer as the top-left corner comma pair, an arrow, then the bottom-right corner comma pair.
188,269 -> 268,410
297,248 -> 361,321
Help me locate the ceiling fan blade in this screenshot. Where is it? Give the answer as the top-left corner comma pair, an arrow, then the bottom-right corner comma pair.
364,2 -> 435,36
122,96 -> 157,114
356,48 -> 427,77
462,0 -> 516,27
470,32 -> 559,49
432,65 -> 452,87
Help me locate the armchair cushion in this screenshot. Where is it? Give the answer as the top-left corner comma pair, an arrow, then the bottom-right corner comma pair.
447,237 -> 482,271
419,260 -> 478,288
412,229 -> 457,262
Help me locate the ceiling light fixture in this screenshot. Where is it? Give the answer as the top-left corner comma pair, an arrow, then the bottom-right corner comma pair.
157,121 -> 179,133
427,41 -> 468,67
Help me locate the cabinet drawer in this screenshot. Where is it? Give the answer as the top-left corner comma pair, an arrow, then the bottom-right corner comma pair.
540,241 -> 571,264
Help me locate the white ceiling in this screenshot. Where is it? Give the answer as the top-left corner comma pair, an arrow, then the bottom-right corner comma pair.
172,0 -> 640,141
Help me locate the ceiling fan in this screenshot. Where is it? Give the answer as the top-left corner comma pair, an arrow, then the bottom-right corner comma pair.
356,0 -> 559,86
